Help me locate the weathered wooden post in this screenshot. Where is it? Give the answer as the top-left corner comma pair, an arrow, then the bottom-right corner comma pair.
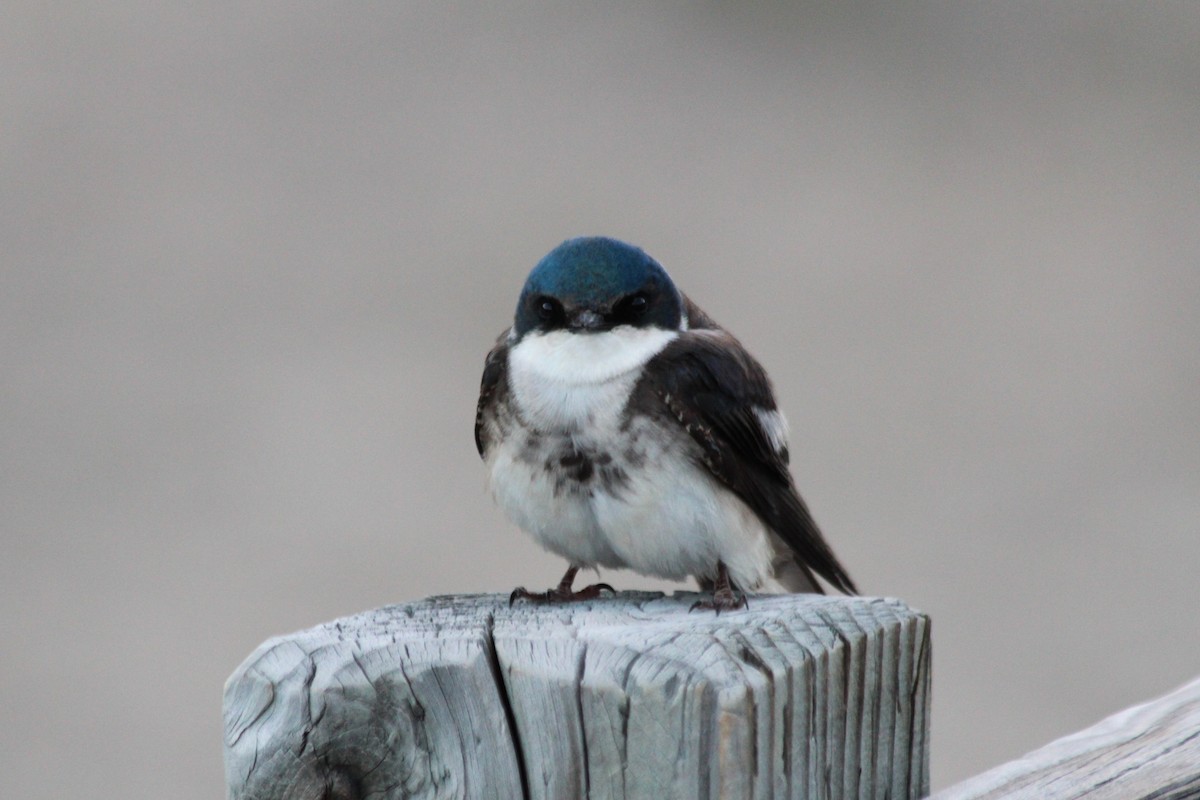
224,592 -> 931,800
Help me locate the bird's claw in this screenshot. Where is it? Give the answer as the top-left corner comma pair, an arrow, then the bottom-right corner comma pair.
690,589 -> 748,614
509,582 -> 616,606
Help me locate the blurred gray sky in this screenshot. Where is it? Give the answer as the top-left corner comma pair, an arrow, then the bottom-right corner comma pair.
3,3 -> 1199,797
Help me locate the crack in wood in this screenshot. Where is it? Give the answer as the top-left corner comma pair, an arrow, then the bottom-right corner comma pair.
482,611 -> 531,800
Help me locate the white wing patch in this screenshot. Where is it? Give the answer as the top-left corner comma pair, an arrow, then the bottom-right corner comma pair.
753,406 -> 790,455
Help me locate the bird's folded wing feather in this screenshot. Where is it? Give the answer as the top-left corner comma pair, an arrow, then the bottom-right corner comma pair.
634,325 -> 857,594
474,333 -> 510,457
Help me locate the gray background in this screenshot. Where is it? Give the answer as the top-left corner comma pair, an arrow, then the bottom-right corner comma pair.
4,3 -> 1199,797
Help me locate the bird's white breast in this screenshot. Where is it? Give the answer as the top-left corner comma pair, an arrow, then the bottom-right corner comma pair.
507,326 -> 678,431
487,325 -> 778,590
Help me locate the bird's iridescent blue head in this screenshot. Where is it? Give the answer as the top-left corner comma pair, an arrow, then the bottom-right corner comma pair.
513,237 -> 684,338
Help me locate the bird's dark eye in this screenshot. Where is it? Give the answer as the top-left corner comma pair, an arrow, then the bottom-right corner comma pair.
612,292 -> 650,323
534,296 -> 563,324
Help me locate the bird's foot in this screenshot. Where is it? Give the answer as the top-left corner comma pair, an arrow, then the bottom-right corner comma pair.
690,587 -> 748,614
509,582 -> 615,606
509,566 -> 615,606
690,560 -> 748,613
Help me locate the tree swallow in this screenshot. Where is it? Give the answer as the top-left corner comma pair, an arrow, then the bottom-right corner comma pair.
475,237 -> 856,610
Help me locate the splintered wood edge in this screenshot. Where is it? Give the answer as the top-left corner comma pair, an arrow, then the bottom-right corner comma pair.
223,593 -> 931,800
934,675 -> 1200,800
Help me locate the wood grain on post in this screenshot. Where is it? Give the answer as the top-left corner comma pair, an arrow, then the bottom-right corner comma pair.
224,593 -> 931,800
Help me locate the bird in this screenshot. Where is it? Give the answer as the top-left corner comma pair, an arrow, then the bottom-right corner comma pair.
474,236 -> 856,610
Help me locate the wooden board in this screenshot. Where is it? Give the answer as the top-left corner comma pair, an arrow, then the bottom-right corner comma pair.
934,675 -> 1200,800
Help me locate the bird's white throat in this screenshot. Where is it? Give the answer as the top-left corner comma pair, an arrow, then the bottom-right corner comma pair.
508,326 -> 677,430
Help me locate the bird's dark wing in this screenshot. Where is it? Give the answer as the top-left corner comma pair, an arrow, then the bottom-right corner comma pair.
633,322 -> 857,595
474,333 -> 511,458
